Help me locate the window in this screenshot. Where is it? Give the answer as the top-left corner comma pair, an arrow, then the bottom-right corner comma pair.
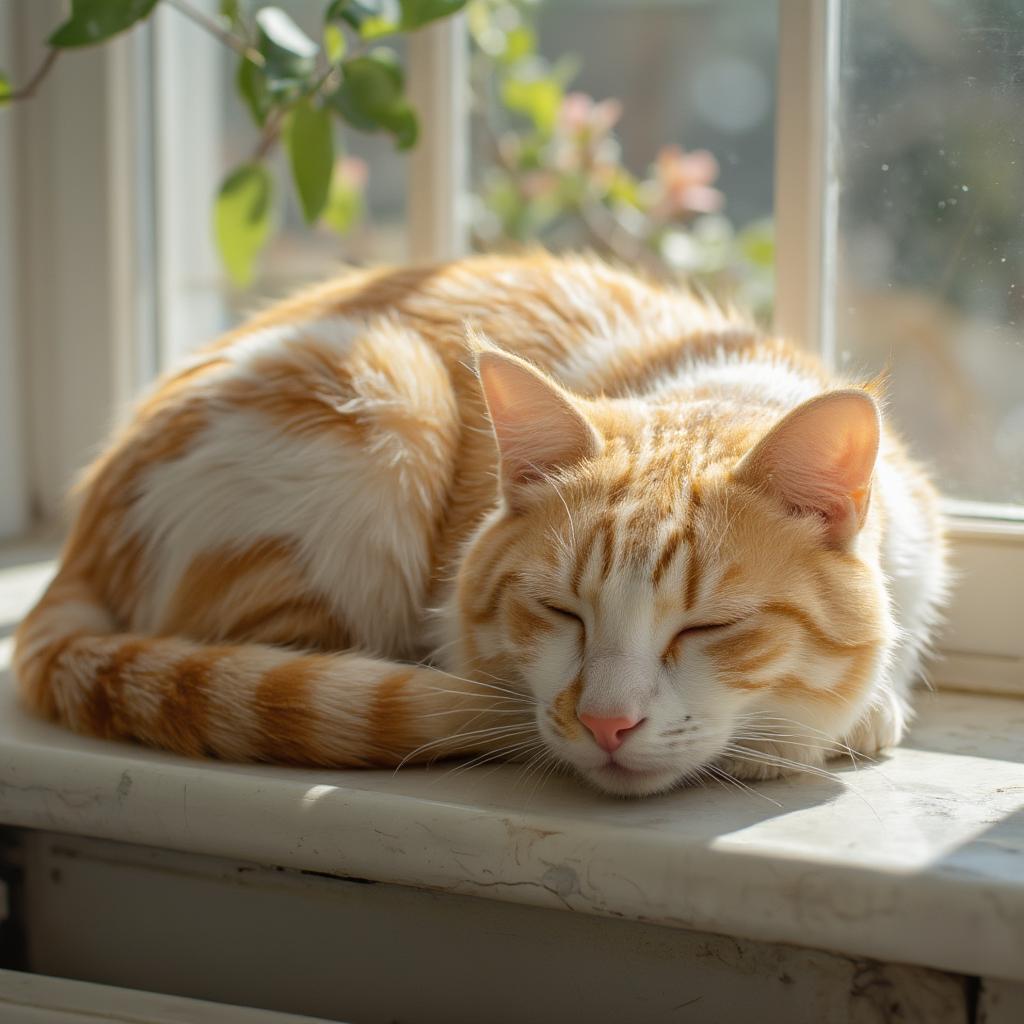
468,0 -> 776,319
150,1 -> 410,366
836,0 -> 1024,512
3,0 -> 1023,691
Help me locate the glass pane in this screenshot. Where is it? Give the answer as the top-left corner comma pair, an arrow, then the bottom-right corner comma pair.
837,0 -> 1024,506
468,0 -> 777,320
218,18 -> 409,304
155,1 -> 407,364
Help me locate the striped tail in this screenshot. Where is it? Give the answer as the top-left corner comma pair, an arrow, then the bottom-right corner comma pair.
13,571 -> 530,768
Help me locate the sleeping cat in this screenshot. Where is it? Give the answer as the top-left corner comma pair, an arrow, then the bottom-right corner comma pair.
14,254 -> 948,796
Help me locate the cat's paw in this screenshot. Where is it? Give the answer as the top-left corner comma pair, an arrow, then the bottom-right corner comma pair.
839,689 -> 908,761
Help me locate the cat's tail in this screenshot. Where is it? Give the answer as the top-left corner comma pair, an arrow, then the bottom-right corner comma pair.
13,570 -> 531,767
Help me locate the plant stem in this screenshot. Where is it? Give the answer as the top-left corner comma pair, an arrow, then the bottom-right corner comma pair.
252,105 -> 286,161
5,49 -> 61,103
249,64 -> 339,163
165,0 -> 265,67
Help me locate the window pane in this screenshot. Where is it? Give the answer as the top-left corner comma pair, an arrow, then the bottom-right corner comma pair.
837,0 -> 1024,506
155,1 -> 407,364
468,0 -> 777,320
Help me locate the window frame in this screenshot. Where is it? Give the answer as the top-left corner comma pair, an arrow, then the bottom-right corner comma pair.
4,0 -> 1023,694
772,0 -> 1024,695
4,0 -> 152,527
0,0 -> 29,540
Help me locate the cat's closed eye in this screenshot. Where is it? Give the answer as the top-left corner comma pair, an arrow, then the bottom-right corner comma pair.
662,619 -> 741,663
541,603 -> 584,626
675,620 -> 742,639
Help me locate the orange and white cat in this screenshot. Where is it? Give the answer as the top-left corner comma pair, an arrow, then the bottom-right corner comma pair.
15,254 -> 948,796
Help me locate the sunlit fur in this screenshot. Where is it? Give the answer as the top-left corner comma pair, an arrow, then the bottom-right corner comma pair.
14,254 -> 948,796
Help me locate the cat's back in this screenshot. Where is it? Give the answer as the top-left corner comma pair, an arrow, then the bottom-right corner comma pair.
61,254 -> 857,651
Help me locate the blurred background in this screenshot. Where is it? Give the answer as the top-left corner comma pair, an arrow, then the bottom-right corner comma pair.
4,0 -> 1024,514
169,0 -> 1024,510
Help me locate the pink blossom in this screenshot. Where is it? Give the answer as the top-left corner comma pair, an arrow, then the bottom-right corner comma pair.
651,145 -> 724,218
558,92 -> 623,138
521,170 -> 558,199
338,157 -> 368,190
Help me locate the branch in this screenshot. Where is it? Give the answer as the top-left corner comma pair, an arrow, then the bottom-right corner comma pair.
249,63 -> 339,163
165,0 -> 265,67
251,105 -> 286,161
4,49 -> 61,104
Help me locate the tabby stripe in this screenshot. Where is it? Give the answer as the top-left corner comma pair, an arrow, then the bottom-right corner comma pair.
682,484 -> 704,610
550,674 -> 584,739
253,655 -> 324,764
706,625 -> 776,664
470,569 -> 517,624
683,535 -> 703,611
606,465 -> 634,506
507,598 -> 553,647
570,520 -> 601,596
228,598 -> 332,643
598,512 -> 617,581
88,640 -> 150,739
652,527 -> 684,587
153,647 -> 226,757
762,601 -> 871,655
367,670 -> 415,764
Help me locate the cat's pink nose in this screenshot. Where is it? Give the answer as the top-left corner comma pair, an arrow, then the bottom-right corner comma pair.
579,713 -> 645,752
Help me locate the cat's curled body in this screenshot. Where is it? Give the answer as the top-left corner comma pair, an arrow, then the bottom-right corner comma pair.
15,255 -> 947,796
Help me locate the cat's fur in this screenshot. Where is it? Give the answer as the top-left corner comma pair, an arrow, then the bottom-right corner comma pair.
15,255 -> 948,796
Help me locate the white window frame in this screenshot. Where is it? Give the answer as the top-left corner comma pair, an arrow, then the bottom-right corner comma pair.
0,1 -> 29,540
4,0 -> 1023,695
772,0 -> 1024,696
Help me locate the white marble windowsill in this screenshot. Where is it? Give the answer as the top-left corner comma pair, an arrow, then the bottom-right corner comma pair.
1,542 -> 1022,983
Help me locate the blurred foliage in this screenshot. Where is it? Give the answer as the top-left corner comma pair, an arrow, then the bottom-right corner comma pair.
1,0 -> 466,286
2,0 -> 773,311
467,0 -> 774,319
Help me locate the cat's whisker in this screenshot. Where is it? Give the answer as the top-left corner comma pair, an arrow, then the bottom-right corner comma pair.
419,707 -> 533,719
395,722 -> 542,771
421,687 -> 536,707
730,731 -> 875,771
721,744 -> 883,819
731,713 -> 876,769
705,762 -> 783,807
439,736 -> 543,780
426,668 -> 536,703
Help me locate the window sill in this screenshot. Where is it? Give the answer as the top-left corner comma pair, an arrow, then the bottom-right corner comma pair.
1,546 -> 1023,983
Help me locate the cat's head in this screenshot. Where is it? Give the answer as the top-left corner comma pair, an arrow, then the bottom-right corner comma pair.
454,343 -> 894,796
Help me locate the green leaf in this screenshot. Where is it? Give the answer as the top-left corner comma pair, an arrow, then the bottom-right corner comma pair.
501,75 -> 562,135
323,161 -> 364,235
501,25 -> 535,64
330,49 -> 418,149
382,103 -> 418,149
327,0 -> 401,39
214,163 -> 274,287
323,24 -> 346,63
219,0 -> 241,25
738,218 -> 775,268
286,99 -> 334,224
49,0 -> 158,47
256,6 -> 317,95
0,73 -> 10,106
398,0 -> 467,30
236,57 -> 271,127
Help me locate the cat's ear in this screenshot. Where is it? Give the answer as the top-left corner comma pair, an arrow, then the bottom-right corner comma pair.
473,341 -> 600,511
734,389 -> 880,547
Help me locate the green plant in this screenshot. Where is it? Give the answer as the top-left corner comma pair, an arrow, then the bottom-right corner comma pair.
467,0 -> 774,319
2,0 -> 773,316
1,0 -> 467,286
